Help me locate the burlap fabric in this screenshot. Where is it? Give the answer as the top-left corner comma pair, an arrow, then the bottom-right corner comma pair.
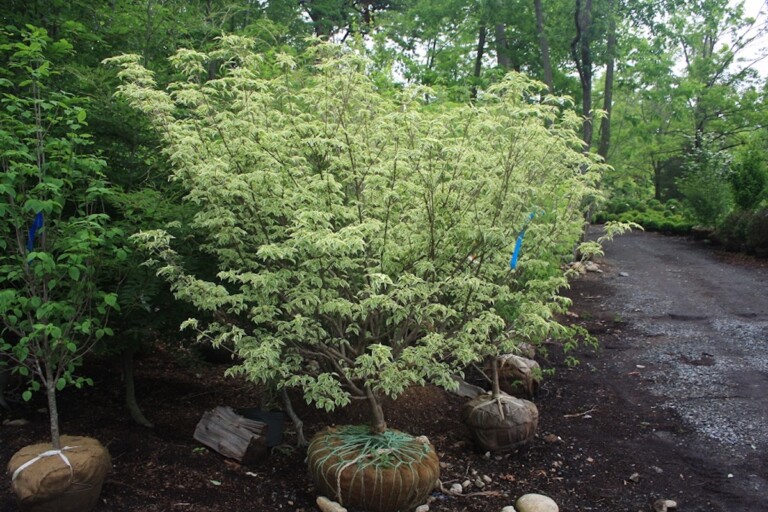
307,426 -> 440,512
461,392 -> 538,452
7,435 -> 111,512
496,354 -> 541,399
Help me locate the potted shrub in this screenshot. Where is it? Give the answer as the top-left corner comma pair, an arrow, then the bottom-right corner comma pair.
0,27 -> 118,512
108,39 -> 606,510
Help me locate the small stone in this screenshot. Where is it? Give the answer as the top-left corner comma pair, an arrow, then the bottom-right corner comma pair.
439,462 -> 449,469
483,474 -> 492,483
501,507 -> 518,512
651,465 -> 664,474
484,451 -> 491,459
628,472 -> 641,483
515,493 -> 559,512
416,435 -> 430,444
415,505 -> 430,512
653,499 -> 678,512
543,434 -> 561,444
461,479 -> 472,490
2,418 -> 30,427
450,483 -> 463,494
584,261 -> 600,272
316,496 -> 347,512
619,272 -> 629,277
474,477 -> 485,488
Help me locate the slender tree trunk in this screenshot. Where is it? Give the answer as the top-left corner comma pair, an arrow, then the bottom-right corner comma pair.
0,364 -> 10,411
494,24 -> 512,70
572,0 -> 594,150
365,384 -> 387,434
45,369 -> 61,449
471,25 -> 488,100
281,388 -> 308,446
533,0 -> 555,93
597,0 -> 617,159
491,358 -> 501,399
654,162 -> 663,200
123,350 -> 154,428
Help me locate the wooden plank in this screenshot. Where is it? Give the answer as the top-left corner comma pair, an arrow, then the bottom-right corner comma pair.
193,406 -> 268,464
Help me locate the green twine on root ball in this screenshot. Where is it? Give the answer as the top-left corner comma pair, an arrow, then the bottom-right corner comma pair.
307,425 -> 440,512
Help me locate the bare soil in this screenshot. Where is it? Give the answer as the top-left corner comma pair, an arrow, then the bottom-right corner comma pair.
1,229 -> 766,512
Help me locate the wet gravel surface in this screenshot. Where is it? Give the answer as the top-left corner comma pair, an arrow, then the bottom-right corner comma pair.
592,230 -> 768,510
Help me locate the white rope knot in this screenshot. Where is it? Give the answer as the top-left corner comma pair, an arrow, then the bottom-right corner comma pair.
11,446 -> 79,483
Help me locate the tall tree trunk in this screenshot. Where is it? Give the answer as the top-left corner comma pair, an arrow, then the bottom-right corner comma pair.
597,0 -> 616,160
533,0 -> 555,93
571,0 -> 594,150
494,24 -> 512,70
471,25 -> 488,100
654,162 -> 663,200
123,349 -> 154,428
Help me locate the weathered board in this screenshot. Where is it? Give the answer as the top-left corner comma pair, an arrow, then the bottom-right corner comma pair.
193,406 -> 268,464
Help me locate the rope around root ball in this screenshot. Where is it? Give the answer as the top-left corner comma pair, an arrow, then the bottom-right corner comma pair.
308,426 -> 433,507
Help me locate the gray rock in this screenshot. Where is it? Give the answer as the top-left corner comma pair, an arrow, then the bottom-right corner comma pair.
414,505 -> 430,512
501,507 -> 518,512
653,499 -> 678,512
316,496 -> 347,512
450,483 -> 463,494
515,493 -> 559,512
2,418 -> 30,427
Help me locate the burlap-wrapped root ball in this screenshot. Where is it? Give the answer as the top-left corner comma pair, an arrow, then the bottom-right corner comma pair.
496,354 -> 542,399
307,426 -> 440,512
461,392 -> 538,452
7,436 -> 112,512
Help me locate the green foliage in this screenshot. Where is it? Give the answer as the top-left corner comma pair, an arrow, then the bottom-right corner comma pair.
677,141 -> 734,229
730,143 -> 767,211
109,39 -> 602,424
715,210 -> 753,252
595,198 -> 692,234
0,26 -> 120,445
745,209 -> 768,256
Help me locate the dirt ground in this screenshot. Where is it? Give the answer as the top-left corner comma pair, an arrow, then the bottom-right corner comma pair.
1,229 -> 767,512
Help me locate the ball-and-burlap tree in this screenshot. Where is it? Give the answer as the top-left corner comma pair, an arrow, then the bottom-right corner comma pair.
108,39 -> 604,509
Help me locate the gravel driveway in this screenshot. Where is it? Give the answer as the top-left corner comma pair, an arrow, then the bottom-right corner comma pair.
594,229 -> 768,511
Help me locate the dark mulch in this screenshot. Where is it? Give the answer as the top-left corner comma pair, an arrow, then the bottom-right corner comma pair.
1,274 -> 730,512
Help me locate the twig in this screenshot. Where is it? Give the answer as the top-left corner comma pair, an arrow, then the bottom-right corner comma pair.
438,482 -> 503,498
564,406 -> 596,418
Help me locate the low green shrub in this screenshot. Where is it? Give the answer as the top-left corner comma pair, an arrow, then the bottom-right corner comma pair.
714,211 -> 752,252
594,199 -> 693,234
745,209 -> 768,257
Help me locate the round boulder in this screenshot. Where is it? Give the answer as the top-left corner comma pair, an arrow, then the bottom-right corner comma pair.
515,493 -> 559,512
